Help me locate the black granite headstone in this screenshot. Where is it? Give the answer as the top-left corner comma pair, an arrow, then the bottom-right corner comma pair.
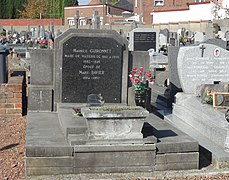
134,32 -> 156,51
62,36 -> 123,103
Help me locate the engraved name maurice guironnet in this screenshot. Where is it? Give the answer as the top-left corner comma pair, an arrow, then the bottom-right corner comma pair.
64,48 -> 120,80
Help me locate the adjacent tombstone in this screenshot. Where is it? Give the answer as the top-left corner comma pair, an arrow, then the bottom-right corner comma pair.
194,32 -> 204,43
169,32 -> 178,46
155,71 -> 169,87
217,31 -> 225,40
37,25 -> 40,37
159,33 -> 167,45
159,28 -> 169,43
169,37 -> 176,46
177,44 -> 229,93
0,45 -> 9,83
202,38 -> 227,50
54,29 -> 128,109
167,46 -> 182,96
149,51 -> 168,70
0,26 -> 3,34
41,25 -> 45,37
92,11 -> 100,30
28,49 -> 54,111
129,28 -> 158,52
50,22 -> 55,39
225,31 -> 229,41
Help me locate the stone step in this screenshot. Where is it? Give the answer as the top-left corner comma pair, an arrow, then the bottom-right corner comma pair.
164,114 -> 229,167
173,95 -> 227,129
68,134 -> 88,146
151,96 -> 172,108
151,101 -> 172,119
175,94 -> 226,122
172,105 -> 228,148
58,107 -> 87,139
150,84 -> 168,95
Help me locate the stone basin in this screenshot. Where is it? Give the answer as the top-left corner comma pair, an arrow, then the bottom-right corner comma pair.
81,106 -> 149,144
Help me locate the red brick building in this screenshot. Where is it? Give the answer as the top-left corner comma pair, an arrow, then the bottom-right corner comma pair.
134,0 -> 222,25
64,3 -> 133,26
65,0 -> 222,26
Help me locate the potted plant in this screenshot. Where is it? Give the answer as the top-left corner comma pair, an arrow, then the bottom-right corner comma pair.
129,67 -> 153,107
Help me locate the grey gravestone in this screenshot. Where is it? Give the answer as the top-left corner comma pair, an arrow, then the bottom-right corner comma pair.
169,32 -> 177,39
28,49 -> 54,111
129,28 -> 158,52
28,86 -> 53,111
155,71 -> 169,87
130,51 -> 150,72
159,33 -> 167,45
30,49 -> 54,85
160,28 -> 169,42
169,38 -> 176,46
177,44 -> 229,93
160,28 -> 169,36
167,46 -> 182,95
202,38 -> 227,50
54,29 -> 128,107
217,31 -> 225,40
194,32 -> 204,43
225,31 -> 229,40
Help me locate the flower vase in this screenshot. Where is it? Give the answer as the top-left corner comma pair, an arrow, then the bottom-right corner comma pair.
135,92 -> 146,108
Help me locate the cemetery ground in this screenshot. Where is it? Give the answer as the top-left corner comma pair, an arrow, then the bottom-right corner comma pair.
2,116 -> 229,179
0,116 -> 26,180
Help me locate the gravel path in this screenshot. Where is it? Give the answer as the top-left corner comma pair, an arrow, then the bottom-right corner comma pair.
0,116 -> 26,180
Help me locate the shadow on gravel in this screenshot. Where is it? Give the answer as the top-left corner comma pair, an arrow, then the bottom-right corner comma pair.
0,143 -> 19,151
199,145 -> 212,168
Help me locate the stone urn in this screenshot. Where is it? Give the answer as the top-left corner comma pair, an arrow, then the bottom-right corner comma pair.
81,106 -> 149,144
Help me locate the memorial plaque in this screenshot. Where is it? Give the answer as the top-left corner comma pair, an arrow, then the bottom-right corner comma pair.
177,44 -> 229,93
213,92 -> 229,108
62,36 -> 123,103
134,32 -> 156,51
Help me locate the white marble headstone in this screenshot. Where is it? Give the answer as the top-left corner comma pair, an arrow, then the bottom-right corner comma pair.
177,44 -> 229,93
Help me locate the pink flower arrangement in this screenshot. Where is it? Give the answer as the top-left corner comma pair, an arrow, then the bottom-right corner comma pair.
129,67 -> 153,93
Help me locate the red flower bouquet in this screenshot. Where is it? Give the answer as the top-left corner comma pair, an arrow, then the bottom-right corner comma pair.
129,67 -> 153,93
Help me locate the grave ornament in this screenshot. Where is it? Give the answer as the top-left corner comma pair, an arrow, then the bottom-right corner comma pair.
87,94 -> 105,107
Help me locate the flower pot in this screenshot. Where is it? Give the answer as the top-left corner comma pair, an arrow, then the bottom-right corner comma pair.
135,92 -> 146,108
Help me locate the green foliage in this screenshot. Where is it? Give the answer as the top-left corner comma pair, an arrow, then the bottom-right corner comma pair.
112,0 -> 119,5
0,0 -> 78,19
0,0 -> 26,18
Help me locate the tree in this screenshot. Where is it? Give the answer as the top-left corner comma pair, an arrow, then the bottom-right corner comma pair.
1,0 -> 78,19
20,0 -> 50,19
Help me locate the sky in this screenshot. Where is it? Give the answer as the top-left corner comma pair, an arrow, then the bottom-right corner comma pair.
78,0 -> 90,5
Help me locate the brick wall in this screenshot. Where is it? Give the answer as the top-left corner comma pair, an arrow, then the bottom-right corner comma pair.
0,19 -> 62,26
0,76 -> 26,118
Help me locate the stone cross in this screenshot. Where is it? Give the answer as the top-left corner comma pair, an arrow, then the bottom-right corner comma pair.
92,11 -> 100,30
74,10 -> 80,29
199,44 -> 206,57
